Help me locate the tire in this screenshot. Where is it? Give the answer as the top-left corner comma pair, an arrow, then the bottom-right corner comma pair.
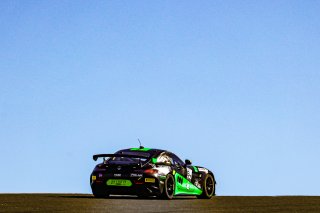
92,188 -> 109,198
90,174 -> 109,198
197,173 -> 215,199
161,174 -> 175,199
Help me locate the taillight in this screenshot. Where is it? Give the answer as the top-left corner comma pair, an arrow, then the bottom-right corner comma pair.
134,180 -> 144,184
144,169 -> 158,175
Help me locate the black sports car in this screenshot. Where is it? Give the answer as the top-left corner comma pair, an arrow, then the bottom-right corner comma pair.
90,147 -> 216,199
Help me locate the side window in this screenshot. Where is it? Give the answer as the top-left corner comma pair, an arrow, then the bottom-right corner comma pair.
157,152 -> 173,165
171,153 -> 184,166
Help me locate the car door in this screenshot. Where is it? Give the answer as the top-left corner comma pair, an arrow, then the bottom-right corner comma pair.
170,153 -> 186,178
169,153 -> 192,193
170,153 -> 201,194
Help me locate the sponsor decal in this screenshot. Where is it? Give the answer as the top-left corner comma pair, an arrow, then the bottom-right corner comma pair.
98,173 -> 103,178
187,168 -> 192,181
145,178 -> 155,183
106,179 -> 132,187
117,166 -> 122,171
114,174 -> 121,177
130,173 -> 143,177
92,175 -> 96,181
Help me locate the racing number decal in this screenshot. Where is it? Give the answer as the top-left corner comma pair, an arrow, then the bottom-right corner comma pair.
176,173 -> 191,191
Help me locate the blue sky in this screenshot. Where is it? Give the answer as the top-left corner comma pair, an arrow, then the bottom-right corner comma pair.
0,0 -> 319,195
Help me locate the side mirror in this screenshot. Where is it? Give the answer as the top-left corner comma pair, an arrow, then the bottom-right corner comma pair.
185,159 -> 192,165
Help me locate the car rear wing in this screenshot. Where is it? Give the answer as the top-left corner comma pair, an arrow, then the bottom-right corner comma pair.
93,154 -> 150,161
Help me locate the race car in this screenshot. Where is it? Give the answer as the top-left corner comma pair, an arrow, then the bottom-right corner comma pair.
90,147 -> 216,199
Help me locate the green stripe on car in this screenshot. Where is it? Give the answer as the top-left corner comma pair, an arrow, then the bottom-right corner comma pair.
130,147 -> 151,151
174,173 -> 202,196
193,166 -> 199,172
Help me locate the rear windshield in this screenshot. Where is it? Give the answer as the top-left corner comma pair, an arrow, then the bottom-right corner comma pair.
118,151 -> 151,158
107,156 -> 148,164
107,151 -> 151,164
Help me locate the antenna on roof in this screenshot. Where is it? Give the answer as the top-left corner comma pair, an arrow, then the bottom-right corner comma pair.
138,138 -> 144,149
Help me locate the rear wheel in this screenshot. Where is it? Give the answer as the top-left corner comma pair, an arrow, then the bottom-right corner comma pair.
197,174 -> 215,199
92,188 -> 109,198
161,174 -> 175,199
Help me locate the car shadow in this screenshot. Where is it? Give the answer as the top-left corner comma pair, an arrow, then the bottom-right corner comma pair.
58,195 -> 196,200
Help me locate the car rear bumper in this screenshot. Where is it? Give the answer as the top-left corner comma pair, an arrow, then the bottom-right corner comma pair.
91,182 -> 161,196
91,176 -> 163,196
